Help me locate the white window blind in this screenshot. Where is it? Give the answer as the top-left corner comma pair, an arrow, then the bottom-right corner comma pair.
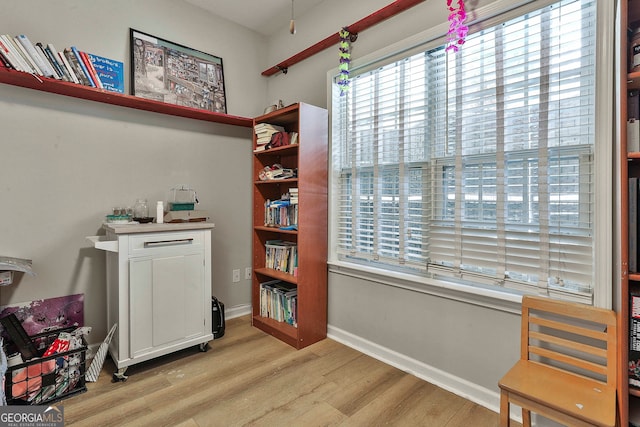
331,0 -> 596,302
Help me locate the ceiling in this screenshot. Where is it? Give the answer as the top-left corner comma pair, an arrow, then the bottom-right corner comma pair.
183,0 -> 326,36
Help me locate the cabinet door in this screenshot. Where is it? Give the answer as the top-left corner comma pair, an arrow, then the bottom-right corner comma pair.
129,253 -> 205,358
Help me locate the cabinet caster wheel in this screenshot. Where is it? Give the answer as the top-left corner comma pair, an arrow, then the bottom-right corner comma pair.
112,373 -> 128,382
199,342 -> 209,352
112,368 -> 128,382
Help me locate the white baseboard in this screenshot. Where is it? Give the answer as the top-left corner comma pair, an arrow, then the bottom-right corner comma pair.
327,324 -> 520,421
224,303 -> 251,320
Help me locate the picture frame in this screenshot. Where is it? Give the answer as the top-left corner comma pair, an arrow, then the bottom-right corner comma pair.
130,29 -> 227,114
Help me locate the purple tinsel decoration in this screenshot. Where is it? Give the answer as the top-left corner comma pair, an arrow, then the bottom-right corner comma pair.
446,0 -> 468,53
338,27 -> 351,95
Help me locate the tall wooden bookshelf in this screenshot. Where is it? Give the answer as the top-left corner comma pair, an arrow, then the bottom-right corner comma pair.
251,102 -> 328,349
621,1 -> 640,425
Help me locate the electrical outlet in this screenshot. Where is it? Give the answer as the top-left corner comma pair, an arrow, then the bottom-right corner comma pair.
232,269 -> 240,283
245,267 -> 252,280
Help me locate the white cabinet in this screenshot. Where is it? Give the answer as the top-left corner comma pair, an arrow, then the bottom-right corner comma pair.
90,223 -> 214,380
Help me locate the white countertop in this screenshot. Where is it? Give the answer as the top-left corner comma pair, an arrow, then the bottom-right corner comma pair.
103,222 -> 215,234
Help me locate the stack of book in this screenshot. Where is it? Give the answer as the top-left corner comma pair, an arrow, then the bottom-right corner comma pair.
259,279 -> 297,326
255,122 -> 285,146
264,190 -> 299,229
289,187 -> 298,204
0,33 -> 124,93
265,240 -> 297,276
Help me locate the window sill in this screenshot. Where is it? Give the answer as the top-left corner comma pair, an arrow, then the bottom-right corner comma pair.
328,260 -> 523,314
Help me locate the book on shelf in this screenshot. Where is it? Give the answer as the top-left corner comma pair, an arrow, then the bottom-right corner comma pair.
88,53 -> 124,93
264,192 -> 299,228
79,50 -> 103,89
631,177 -> 638,273
630,119 -> 640,153
0,37 -> 23,71
630,90 -> 640,121
46,43 -> 73,82
70,46 -> 95,87
255,123 -> 285,144
37,42 -> 65,80
630,293 -> 640,388
57,49 -> 79,84
255,122 -> 285,133
289,187 -> 298,204
14,35 -> 46,76
1,35 -> 34,74
0,52 -> 9,68
64,47 -> 93,86
265,240 -> 298,275
259,279 -> 297,326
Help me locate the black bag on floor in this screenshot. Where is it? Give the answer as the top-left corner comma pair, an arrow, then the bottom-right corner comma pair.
212,296 -> 225,339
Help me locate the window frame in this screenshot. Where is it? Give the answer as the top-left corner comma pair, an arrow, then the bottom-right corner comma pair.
326,0 -> 614,309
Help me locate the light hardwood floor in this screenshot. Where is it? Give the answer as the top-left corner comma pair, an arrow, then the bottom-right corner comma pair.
60,316 -> 509,426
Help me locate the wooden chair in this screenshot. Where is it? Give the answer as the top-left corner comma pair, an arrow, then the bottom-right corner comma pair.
498,295 -> 617,427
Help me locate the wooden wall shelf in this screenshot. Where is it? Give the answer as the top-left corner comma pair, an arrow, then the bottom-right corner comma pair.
262,0 -> 425,76
0,67 -> 253,127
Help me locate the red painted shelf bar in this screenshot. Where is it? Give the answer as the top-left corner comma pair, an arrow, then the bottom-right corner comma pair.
0,67 -> 253,127
262,0 -> 426,77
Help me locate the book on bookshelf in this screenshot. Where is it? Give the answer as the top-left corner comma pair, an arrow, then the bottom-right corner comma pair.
2,35 -> 34,74
57,49 -> 79,84
64,48 -> 92,86
630,119 -> 640,153
0,36 -> 26,72
37,42 -> 64,80
631,177 -> 638,273
88,53 -> 124,93
14,35 -> 45,76
259,279 -> 297,326
264,194 -> 298,228
289,188 -> 298,204
70,46 -> 95,87
44,43 -> 70,81
79,50 -> 102,89
255,122 -> 286,145
265,240 -> 297,275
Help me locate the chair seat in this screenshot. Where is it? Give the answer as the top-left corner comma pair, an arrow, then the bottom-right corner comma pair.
499,360 -> 616,427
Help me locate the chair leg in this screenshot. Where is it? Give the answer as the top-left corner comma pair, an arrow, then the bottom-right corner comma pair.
499,389 -> 510,427
522,409 -> 531,427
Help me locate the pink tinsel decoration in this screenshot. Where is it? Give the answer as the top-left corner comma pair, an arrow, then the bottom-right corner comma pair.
446,0 -> 468,52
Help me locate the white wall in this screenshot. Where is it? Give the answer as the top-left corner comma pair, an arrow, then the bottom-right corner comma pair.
0,0 -> 267,341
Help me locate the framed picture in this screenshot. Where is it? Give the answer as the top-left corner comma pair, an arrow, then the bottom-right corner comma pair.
130,29 -> 227,114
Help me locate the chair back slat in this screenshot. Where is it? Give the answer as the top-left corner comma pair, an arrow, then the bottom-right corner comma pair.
529,330 -> 608,359
528,346 -> 608,378
521,295 -> 617,388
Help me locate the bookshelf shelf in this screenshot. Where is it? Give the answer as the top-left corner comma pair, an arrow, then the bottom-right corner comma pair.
254,268 -> 298,285
251,102 -> 328,350
251,315 -> 297,347
0,67 -> 253,127
254,226 -> 298,235
254,178 -> 299,186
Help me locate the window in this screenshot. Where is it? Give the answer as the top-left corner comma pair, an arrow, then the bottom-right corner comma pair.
330,0 -> 603,304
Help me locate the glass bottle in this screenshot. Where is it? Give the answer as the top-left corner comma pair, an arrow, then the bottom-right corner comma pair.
133,199 -> 148,218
